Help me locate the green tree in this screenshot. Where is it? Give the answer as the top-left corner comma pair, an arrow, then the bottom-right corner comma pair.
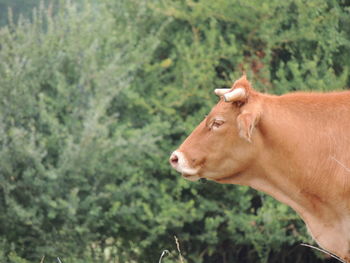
0,0 -> 42,27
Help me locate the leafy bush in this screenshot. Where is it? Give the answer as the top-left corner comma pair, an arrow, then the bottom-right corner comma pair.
0,0 -> 349,262
0,1 -> 167,262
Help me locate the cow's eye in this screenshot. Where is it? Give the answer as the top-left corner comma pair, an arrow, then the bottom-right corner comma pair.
211,119 -> 225,129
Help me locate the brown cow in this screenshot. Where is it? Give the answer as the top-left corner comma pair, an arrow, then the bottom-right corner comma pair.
169,75 -> 350,262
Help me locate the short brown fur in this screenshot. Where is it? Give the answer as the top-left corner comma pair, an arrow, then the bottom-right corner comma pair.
171,75 -> 350,262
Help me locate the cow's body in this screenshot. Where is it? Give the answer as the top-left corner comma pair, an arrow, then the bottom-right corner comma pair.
169,75 -> 350,262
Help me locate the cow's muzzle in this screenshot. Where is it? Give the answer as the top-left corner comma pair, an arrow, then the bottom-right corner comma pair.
169,151 -> 199,180
169,152 -> 179,168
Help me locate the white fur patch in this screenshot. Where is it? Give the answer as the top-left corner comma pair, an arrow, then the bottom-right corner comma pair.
172,151 -> 199,176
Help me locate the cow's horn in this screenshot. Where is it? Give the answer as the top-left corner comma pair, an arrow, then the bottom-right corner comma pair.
214,88 -> 230,96
223,88 -> 246,102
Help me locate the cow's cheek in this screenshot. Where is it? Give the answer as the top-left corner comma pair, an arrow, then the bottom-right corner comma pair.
202,138 -> 235,175
218,130 -> 247,173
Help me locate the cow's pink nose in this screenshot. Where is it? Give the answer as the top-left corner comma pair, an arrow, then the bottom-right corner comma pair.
169,153 -> 179,167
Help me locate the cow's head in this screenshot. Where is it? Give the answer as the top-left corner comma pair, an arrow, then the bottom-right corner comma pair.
169,75 -> 263,183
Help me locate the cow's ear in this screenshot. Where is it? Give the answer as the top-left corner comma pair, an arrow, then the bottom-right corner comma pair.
237,111 -> 260,142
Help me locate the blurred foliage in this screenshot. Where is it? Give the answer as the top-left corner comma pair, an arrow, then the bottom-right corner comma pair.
0,0 -> 54,27
0,0 -> 349,262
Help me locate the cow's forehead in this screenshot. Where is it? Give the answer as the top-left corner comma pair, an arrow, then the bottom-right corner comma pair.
208,98 -> 235,117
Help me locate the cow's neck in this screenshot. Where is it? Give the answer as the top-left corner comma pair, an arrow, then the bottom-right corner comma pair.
226,94 -> 350,260
247,163 -> 350,261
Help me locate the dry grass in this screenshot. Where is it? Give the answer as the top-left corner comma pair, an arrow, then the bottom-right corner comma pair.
301,243 -> 346,263
37,239 -> 347,263
174,236 -> 184,263
158,236 -> 186,263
